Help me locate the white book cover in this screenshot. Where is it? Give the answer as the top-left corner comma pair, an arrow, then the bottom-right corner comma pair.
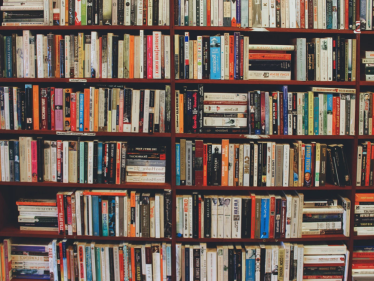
36,34 -> 44,78
0,142 -> 5,181
217,197 -> 224,238
197,36 -> 203,79
135,194 -> 140,237
317,0 -> 323,28
131,90 -> 140,133
147,0 -> 153,25
63,141 -> 69,183
253,144 -> 258,186
207,250 -> 217,281
284,193 -> 292,238
223,196 -> 232,238
87,141 -> 93,183
305,0 -> 308,28
152,31 -> 161,79
85,40 -> 91,78
340,96 -> 345,135
176,245 -> 181,281
29,37 -> 35,78
332,0 -> 337,28
291,195 -> 299,238
152,252 -> 161,281
243,144 -> 250,186
231,196 -> 241,238
115,197 -> 119,237
269,0 -> 276,27
218,0 -> 223,26
154,90 -> 160,129
3,142 -> 9,181
322,0 -> 326,28
271,246 -> 279,281
339,0 -> 344,29
231,0 -> 236,26
211,196 -> 218,238
261,0 -> 269,27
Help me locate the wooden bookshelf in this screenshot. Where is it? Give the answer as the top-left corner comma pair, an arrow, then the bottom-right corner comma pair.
0,2 -> 372,281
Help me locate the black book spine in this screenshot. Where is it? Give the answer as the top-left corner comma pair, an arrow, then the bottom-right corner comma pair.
332,37 -> 337,81
8,141 -> 14,181
274,198 -> 281,238
337,0 -> 340,28
37,137 -> 43,182
348,0 -> 353,29
192,192 -> 198,238
186,91 -> 192,133
249,143 -> 254,186
258,142 -> 263,186
340,37 -> 345,81
165,86 -> 171,132
202,36 -> 210,79
25,86 -> 33,130
196,0 -> 200,26
8,88 -> 14,130
98,0 -> 103,24
259,247 -> 265,281
262,143 -> 267,186
47,88 -> 51,130
93,0 -> 98,24
0,35 -> 4,78
130,0 -> 136,25
117,0 -> 124,24
153,0 -> 159,25
198,84 -> 204,133
179,35 -> 184,79
135,248 -> 142,281
93,140 -> 98,184
164,189 -> 172,238
272,93 -> 278,135
289,246 -> 295,280
192,91 -> 198,133
207,144 -> 212,186
112,36 -> 119,78
19,89 -> 25,130
110,142 -> 116,184
174,0 -> 179,26
12,34 -> 16,78
254,92 -> 261,133
87,0 -> 93,24
204,197 -> 211,238
338,145 -> 351,186
63,195 -> 68,234
59,40 -> 65,78
192,143 -> 195,185
193,249 -> 200,281
307,42 -> 315,81
212,147 -> 221,185
185,247 -> 190,280
276,0 -> 281,27
228,249 -> 234,281
69,0 -> 75,25
241,198 -> 250,238
109,247 -> 114,281
139,90 -> 144,132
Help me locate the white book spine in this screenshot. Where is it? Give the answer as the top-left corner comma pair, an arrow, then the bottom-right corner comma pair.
228,144 -> 234,186
231,196 -> 241,238
327,37 -> 333,81
153,31 -> 161,79
158,0 -> 163,25
288,92 -> 293,135
65,35 -> 71,78
23,31 -> 30,78
60,0 -> 65,25
217,197 -> 224,238
107,34 -> 113,78
12,88 -> 18,130
322,0 -> 326,28
243,144 -> 250,186
137,0 -> 143,25
131,90 -> 140,133
155,194 -> 161,238
340,96 -> 345,135
182,196 -> 189,238
297,93 -> 303,135
51,142 -> 57,182
63,141 -> 69,183
269,0 -> 276,27
118,40 -> 124,78
213,0 -> 219,25
289,0 -> 296,27
188,195 -> 193,238
197,36 -> 203,79
125,0 -> 131,25
285,0 -> 290,27
36,34 -> 44,78
291,196 -> 299,238
90,32 -> 97,78
143,90 -> 150,133
223,196 -> 232,238
266,143 -> 272,187
319,94 -> 324,135
350,96 -> 355,135
16,36 -> 23,78
87,141 -> 93,183
253,144 -> 258,186
220,35 -> 225,80
285,195 -> 292,238
211,196 -> 218,238
89,87 -> 94,131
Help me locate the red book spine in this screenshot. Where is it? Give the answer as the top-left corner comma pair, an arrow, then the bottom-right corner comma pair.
269,195 -> 275,238
345,0 -> 349,29
352,264 -> 374,269
57,140 -> 62,182
260,92 -> 265,133
207,0 -> 211,26
70,92 -> 76,131
51,87 -> 56,130
116,143 -> 121,184
250,194 -> 256,239
366,142 -> 371,186
194,140 -> 204,186
229,35 -> 234,80
57,193 -> 65,234
40,90 -> 48,130
336,96 -> 340,135
66,248 -> 71,281
240,37 -> 244,80
119,248 -> 124,281
67,195 -> 72,234
198,195 -> 202,238
300,0 -> 305,28
332,96 -> 337,135
59,242 -> 64,274
203,101 -> 247,105
203,144 -> 207,186
248,53 -> 292,60
31,140 -> 38,182
353,252 -> 374,258
147,35 -> 153,79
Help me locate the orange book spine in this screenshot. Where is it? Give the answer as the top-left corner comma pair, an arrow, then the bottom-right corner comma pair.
250,194 -> 256,238
130,192 -> 136,237
116,142 -> 121,184
82,192 -> 127,196
248,53 -> 292,60
84,88 -> 90,131
231,8 -> 236,27
66,248 -> 71,280
365,142 -> 371,187
203,144 -> 207,186
179,94 -> 184,133
16,202 -> 56,206
32,85 -> 39,130
207,0 -> 211,26
129,35 -> 135,79
221,139 -> 229,186
131,247 -> 136,281
55,35 -> 61,78
345,0 -> 349,30
119,247 -> 124,281
356,193 -> 374,201
65,2 -> 69,26
94,89 -> 99,131
229,35 -> 234,80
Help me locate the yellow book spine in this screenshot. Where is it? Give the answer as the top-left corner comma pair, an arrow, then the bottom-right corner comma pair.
179,94 -> 184,133
308,91 -> 314,135
78,33 -> 84,78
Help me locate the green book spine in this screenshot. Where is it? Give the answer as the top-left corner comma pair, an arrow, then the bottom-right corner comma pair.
323,94 -> 328,135
81,0 -> 87,25
189,0 -> 193,26
95,247 -> 101,281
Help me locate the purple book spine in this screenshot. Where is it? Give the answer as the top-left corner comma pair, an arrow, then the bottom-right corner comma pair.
11,245 -> 48,252
55,88 -> 63,131
236,0 -> 241,26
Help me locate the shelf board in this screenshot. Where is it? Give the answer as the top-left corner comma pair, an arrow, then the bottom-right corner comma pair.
360,31 -> 374,34
360,81 -> 374,86
0,129 -> 171,137
0,78 -> 170,83
0,181 -> 171,189
175,184 -> 351,191
175,79 -> 356,86
176,235 -> 349,243
176,133 -> 355,140
353,235 -> 374,240
0,226 -> 171,241
355,186 -> 374,190
0,25 -> 170,31
358,135 -> 374,139
174,26 -> 355,34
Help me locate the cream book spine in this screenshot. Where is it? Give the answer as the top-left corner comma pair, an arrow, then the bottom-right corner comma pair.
62,141 -> 69,183
36,34 -> 44,78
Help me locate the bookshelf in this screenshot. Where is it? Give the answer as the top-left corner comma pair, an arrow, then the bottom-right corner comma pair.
0,1 -> 372,281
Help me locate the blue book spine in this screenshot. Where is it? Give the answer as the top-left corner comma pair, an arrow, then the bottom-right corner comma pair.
209,36 -> 221,80
304,144 -> 312,187
95,247 -> 101,281
283,86 -> 288,135
260,198 -> 269,238
176,143 -> 180,185
92,196 -> 100,236
62,241 -> 68,281
354,245 -> 374,251
102,200 -> 109,237
326,0 -> 333,28
166,245 -> 171,281
11,274 -> 50,280
313,97 -> 319,135
234,33 -> 240,79
246,249 -> 256,281
108,197 -> 115,236
303,93 -> 308,135
17,90 -> 21,129
236,0 -> 241,25
97,142 -> 103,183
79,92 -> 84,131
5,37 -> 12,78
185,247 -> 189,281
241,0 -> 248,27
327,94 -> 333,128
85,246 -> 92,281
178,0 -> 181,25
80,141 -> 85,183
14,140 -> 20,181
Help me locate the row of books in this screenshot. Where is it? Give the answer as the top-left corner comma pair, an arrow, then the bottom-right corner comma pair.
175,243 -> 349,281
0,85 -> 171,133
175,0 -> 357,30
362,52 -> 374,81
352,244 -> 374,280
357,142 -> 374,186
176,86 -> 356,135
175,139 -> 351,187
360,0 -> 374,30
353,193 -> 374,236
0,139 -> 167,184
359,92 -> 374,135
0,239 -> 171,281
176,193 -> 351,239
1,31 -> 171,79
0,0 -> 170,26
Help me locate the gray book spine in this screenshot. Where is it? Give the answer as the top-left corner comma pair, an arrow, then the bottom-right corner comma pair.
275,144 -> 284,186
253,0 -> 262,27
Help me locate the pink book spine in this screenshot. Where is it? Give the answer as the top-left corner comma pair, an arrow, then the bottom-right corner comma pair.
119,90 -> 124,132
153,31 -> 161,79
55,88 -> 64,131
31,140 -> 38,182
147,35 -> 153,79
57,140 -> 62,182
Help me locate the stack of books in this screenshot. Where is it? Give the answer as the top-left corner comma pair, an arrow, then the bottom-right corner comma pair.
175,139 -> 351,187
176,86 -> 356,135
361,52 -> 374,81
175,0 -> 356,30
56,189 -> 172,237
0,30 -> 171,79
303,243 -> 349,281
302,196 -> 350,236
354,193 -> 374,236
126,146 -> 166,183
0,0 -> 170,26
352,244 -> 374,280
16,198 -> 57,232
176,193 -> 351,239
0,85 -> 171,133
1,239 -> 172,281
